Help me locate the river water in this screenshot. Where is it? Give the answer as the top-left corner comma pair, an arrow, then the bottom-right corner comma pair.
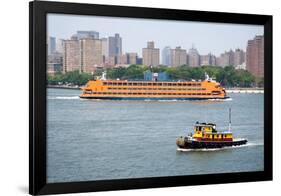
47,88 -> 264,183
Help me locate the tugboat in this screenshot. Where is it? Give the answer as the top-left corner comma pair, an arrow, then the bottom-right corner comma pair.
176,109 -> 247,149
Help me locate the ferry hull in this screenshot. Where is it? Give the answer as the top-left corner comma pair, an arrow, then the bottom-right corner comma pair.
79,96 -> 229,101
176,137 -> 247,149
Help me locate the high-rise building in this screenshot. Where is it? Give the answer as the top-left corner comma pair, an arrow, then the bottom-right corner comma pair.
116,54 -> 127,65
136,57 -> 143,65
63,39 -> 80,72
104,56 -> 116,68
233,49 -> 245,66
188,47 -> 200,67
56,39 -> 64,54
71,31 -> 99,40
162,46 -> 171,65
127,53 -> 137,65
229,49 -> 235,66
171,47 -> 187,66
47,52 -> 63,75
101,38 -> 109,58
142,41 -> 160,66
80,39 -> 103,73
200,53 -> 216,66
246,35 -> 264,77
108,33 -> 122,57
47,36 -> 56,55
217,50 -> 235,67
210,54 -> 216,65
217,52 -> 229,67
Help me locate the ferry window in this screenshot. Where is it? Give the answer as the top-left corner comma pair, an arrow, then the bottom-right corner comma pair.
187,83 -> 191,86
108,82 -> 112,85
178,83 -> 182,86
132,83 -> 137,86
172,83 -> 177,86
128,83 -> 132,86
122,83 -> 127,86
103,82 -> 108,85
158,83 -> 162,86
147,83 -> 152,86
183,83 -> 187,86
163,83 -> 168,86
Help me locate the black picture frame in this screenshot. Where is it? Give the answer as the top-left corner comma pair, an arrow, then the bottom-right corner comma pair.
29,1 -> 273,195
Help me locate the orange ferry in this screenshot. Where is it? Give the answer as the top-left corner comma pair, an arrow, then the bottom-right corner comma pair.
80,72 -> 228,100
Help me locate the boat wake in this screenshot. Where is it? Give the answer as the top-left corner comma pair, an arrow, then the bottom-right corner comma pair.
206,97 -> 233,102
177,142 -> 263,152
143,98 -> 233,102
48,96 -> 80,100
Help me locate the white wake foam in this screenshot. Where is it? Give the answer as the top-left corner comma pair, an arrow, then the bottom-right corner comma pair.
48,96 -> 80,100
206,97 -> 233,102
177,142 -> 263,152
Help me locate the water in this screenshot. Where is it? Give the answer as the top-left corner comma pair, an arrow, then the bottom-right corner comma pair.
47,88 -> 264,183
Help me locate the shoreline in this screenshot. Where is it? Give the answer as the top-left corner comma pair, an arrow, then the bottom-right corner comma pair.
47,85 -> 264,94
47,85 -> 81,90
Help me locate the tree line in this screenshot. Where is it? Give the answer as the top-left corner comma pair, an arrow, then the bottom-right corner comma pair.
47,64 -> 263,87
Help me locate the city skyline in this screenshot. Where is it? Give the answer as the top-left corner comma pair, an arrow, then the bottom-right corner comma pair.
47,14 -> 263,58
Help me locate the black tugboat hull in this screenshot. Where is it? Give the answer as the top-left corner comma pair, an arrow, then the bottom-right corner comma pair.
176,137 -> 248,149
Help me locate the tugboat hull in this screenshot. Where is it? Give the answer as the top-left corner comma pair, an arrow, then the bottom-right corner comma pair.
176,137 -> 247,149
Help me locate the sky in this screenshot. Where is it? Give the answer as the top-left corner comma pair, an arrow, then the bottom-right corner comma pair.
47,13 -> 263,58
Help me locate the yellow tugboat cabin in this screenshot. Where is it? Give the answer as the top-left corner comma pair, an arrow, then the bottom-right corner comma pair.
192,123 -> 233,141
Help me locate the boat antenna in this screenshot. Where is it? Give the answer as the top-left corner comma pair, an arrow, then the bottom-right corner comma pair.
228,108 -> 232,132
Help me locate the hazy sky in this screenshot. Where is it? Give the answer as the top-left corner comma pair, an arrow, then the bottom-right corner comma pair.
47,13 -> 263,57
